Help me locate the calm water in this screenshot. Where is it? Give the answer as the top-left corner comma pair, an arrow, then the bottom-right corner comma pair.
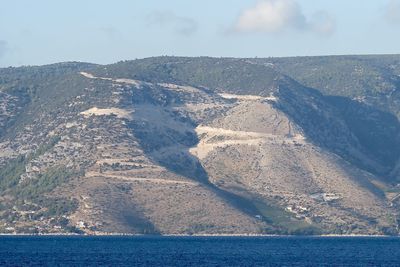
0,236 -> 400,266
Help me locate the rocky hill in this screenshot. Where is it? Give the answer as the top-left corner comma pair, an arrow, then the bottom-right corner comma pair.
0,56 -> 400,235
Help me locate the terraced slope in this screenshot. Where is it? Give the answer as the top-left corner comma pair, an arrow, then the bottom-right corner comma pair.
0,56 -> 400,235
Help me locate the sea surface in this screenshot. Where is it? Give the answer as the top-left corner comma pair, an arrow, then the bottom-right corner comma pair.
0,236 -> 400,266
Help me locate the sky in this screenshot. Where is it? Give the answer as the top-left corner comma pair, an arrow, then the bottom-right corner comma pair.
1,0 -> 400,67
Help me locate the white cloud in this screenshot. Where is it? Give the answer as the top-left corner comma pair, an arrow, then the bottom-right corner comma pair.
234,0 -> 335,36
385,0 -> 400,24
147,11 -> 198,36
235,0 -> 306,33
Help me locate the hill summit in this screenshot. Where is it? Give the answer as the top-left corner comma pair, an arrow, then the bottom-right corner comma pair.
1,55 -> 400,235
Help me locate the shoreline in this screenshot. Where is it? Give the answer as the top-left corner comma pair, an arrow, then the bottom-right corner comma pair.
0,233 -> 394,238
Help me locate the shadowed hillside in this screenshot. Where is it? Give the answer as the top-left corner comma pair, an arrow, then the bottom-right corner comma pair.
1,55 -> 400,235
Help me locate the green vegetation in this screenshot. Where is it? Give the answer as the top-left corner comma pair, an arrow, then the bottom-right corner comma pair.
0,62 -> 98,139
253,200 -> 322,235
0,163 -> 78,227
1,55 -> 400,234
0,136 -> 78,225
32,136 -> 61,158
39,196 -> 78,217
251,55 -> 400,120
0,136 -> 60,192
0,155 -> 26,192
93,57 -> 288,96
92,55 -> 400,118
15,166 -> 72,200
255,55 -> 400,97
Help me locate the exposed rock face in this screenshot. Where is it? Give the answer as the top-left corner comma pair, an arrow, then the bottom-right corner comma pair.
0,57 -> 400,235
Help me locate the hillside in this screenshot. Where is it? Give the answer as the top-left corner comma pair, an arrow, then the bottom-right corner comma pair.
0,55 -> 400,235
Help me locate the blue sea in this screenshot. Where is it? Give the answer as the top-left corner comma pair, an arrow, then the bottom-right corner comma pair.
0,236 -> 400,266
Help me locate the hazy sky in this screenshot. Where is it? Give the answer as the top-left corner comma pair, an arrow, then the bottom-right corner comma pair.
1,0 -> 400,67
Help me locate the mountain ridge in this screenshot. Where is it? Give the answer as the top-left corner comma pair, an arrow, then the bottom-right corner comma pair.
0,55 -> 400,235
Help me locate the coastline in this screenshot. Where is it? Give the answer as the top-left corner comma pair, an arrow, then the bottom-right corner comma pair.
0,233 -> 393,238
